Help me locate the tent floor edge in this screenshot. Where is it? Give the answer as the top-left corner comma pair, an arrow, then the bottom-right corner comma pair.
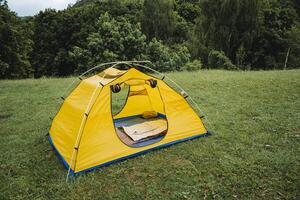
73,131 -> 212,176
48,134 -> 75,176
48,131 -> 211,177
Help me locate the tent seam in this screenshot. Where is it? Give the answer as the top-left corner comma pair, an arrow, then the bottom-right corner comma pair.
73,86 -> 104,173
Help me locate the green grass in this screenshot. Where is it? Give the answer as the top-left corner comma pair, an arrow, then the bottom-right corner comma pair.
0,70 -> 299,199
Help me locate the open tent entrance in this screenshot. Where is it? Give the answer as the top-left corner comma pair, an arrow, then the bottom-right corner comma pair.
111,79 -> 168,147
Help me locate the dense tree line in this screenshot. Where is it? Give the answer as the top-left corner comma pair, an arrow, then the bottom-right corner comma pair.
0,0 -> 299,79
0,0 -> 33,78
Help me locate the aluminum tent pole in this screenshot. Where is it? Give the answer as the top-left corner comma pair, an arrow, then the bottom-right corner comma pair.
64,62 -> 149,181
65,83 -> 101,182
128,62 -> 213,129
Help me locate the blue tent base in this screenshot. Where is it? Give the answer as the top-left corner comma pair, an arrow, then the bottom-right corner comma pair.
48,134 -> 75,176
48,131 -> 212,176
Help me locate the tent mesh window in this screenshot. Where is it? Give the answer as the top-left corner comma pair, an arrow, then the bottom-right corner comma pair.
111,85 -> 129,116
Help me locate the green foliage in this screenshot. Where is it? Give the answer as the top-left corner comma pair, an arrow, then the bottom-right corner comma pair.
171,44 -> 191,70
30,1 -> 145,77
0,0 -> 33,79
189,0 -> 300,70
285,25 -> 300,68
142,0 -> 175,41
30,9 -> 73,77
70,12 -> 147,73
247,0 -> 300,69
175,0 -> 201,24
236,45 -> 248,69
1,0 -> 300,79
208,50 -> 237,70
146,38 -> 172,71
142,0 -> 189,43
146,38 -> 190,71
191,0 -> 261,68
68,11 -> 191,73
183,59 -> 202,71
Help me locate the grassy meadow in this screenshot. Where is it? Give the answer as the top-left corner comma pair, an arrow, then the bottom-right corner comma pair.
0,70 -> 299,199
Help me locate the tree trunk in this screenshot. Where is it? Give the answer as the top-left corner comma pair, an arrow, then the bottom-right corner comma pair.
284,48 -> 290,70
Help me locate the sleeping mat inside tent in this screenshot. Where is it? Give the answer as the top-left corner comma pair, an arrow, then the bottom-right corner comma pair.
114,114 -> 167,147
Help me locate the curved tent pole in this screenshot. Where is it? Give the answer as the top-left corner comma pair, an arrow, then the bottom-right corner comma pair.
127,62 -> 213,129
65,61 -> 150,181
58,60 -> 212,128
62,61 -> 150,97
60,62 -> 121,99
79,60 -> 151,77
110,61 -> 133,69
66,83 -> 101,182
51,61 -> 151,119
61,61 -> 150,99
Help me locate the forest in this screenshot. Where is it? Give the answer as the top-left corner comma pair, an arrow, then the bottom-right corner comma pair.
0,0 -> 300,79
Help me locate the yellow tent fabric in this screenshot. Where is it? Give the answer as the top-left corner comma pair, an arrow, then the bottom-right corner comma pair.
48,67 -> 209,175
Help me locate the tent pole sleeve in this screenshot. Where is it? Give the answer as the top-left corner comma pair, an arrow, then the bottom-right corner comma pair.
66,84 -> 102,182
66,68 -> 113,181
79,60 -> 151,77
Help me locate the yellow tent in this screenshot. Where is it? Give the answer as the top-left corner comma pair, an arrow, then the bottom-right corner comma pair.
48,62 -> 210,176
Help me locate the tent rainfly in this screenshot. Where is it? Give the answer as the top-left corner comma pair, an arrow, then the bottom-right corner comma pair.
48,62 -> 210,177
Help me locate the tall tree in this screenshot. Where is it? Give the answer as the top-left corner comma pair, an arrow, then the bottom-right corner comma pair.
142,0 -> 176,42
69,12 -> 147,73
30,9 -> 61,77
0,0 -> 33,78
250,0 -> 300,69
191,0 -> 260,67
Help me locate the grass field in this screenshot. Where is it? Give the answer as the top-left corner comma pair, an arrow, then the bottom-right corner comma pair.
0,70 -> 299,199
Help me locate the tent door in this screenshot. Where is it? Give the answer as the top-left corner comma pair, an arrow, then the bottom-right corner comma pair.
111,83 -> 167,147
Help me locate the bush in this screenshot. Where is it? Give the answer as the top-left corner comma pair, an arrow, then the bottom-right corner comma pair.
208,50 -> 236,70
146,38 -> 172,71
170,44 -> 191,71
183,59 -> 202,71
69,12 -> 147,73
146,38 -> 191,71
